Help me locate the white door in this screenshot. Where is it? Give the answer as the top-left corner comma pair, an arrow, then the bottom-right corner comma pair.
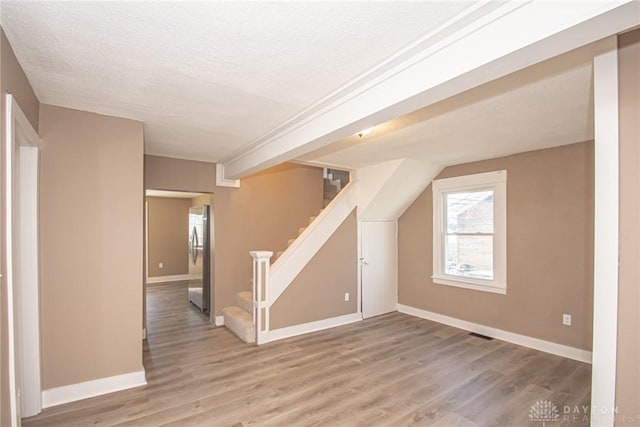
361,221 -> 397,318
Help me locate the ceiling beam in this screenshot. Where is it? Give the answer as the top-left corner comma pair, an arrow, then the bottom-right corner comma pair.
221,1 -> 639,179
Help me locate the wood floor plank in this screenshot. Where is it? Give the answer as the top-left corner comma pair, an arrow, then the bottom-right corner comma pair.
23,282 -> 591,426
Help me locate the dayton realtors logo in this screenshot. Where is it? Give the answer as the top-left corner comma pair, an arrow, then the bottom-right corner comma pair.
529,400 -> 560,426
529,401 -> 625,425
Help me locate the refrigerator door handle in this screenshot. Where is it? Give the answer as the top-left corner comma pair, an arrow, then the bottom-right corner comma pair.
189,226 -> 198,264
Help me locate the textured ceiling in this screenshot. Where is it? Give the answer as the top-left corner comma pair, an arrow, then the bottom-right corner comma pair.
298,44 -> 596,169
0,1 -> 474,162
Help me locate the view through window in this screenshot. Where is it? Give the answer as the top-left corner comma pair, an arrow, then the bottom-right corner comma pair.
445,190 -> 494,280
432,170 -> 507,294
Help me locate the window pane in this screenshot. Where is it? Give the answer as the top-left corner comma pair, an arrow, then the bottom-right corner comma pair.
445,235 -> 493,280
445,190 -> 493,233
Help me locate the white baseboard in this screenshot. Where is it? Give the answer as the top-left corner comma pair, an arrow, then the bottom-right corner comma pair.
397,304 -> 592,364
269,312 -> 362,342
146,274 -> 192,284
214,315 -> 224,326
42,370 -> 146,408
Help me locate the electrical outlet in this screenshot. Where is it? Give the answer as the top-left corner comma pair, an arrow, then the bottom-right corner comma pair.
563,313 -> 572,326
344,293 -> 350,302
159,262 -> 163,269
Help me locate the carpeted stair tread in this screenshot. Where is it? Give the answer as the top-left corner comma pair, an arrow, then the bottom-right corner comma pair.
222,306 -> 255,343
236,291 -> 253,314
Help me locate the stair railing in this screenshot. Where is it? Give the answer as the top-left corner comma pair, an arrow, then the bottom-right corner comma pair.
250,251 -> 273,345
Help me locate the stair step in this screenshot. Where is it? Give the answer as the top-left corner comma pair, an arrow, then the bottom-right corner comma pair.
298,227 -> 306,236
287,238 -> 296,247
325,182 -> 340,192
222,306 -> 255,343
324,187 -> 339,195
309,216 -> 317,224
236,291 -> 253,314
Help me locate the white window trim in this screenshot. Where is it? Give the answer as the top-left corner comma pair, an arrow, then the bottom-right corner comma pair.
432,170 -> 507,294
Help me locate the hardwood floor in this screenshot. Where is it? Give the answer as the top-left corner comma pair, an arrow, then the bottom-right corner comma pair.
24,282 -> 591,426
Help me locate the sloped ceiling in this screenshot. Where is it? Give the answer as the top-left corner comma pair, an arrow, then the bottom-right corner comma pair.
0,1 -> 474,161
297,43 -> 595,170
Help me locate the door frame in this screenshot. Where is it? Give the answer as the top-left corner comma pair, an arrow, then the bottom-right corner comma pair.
4,93 -> 42,424
143,191 -> 215,333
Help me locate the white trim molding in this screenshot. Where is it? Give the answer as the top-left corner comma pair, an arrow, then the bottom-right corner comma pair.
146,274 -> 193,284
214,315 -> 225,326
42,370 -> 147,409
398,304 -> 592,364
590,36 -> 620,426
216,164 -> 240,188
5,94 -> 43,423
269,313 -> 362,343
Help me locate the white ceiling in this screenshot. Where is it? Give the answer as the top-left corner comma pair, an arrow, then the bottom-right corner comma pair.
297,43 -> 596,169
0,1 -> 475,162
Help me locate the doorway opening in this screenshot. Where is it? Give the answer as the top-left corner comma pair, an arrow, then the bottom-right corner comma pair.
144,189 -> 214,340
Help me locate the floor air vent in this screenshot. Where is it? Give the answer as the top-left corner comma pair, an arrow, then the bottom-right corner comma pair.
469,332 -> 494,340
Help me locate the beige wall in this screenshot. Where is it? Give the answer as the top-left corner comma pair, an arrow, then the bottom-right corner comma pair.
271,210 -> 358,329
398,142 -> 594,350
144,157 -> 324,317
39,104 -> 144,389
616,29 -> 640,423
145,155 -> 216,194
1,31 -> 40,130
213,163 -> 324,315
146,197 -> 191,277
0,29 -> 41,424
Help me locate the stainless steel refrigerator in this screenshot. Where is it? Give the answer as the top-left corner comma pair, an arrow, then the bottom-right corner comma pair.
188,205 -> 210,313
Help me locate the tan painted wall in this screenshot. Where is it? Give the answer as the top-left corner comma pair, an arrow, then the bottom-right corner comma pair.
145,155 -> 216,194
0,29 -> 40,424
144,157 -> 324,317
213,163 -> 324,315
616,29 -> 640,423
398,142 -> 594,350
270,210 -> 358,329
146,197 -> 191,277
39,104 -> 144,389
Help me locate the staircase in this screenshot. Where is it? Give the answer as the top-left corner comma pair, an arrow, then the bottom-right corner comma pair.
323,169 -> 350,207
222,171 -> 354,344
221,211 -> 321,343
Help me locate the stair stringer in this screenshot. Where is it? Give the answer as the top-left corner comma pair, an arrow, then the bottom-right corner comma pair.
269,181 -> 357,306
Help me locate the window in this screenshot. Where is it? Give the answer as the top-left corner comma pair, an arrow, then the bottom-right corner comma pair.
432,170 -> 507,294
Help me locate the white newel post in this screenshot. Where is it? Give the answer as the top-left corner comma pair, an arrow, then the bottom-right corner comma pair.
250,251 -> 273,345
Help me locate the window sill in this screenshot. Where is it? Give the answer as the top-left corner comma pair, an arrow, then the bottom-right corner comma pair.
431,275 -> 506,295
